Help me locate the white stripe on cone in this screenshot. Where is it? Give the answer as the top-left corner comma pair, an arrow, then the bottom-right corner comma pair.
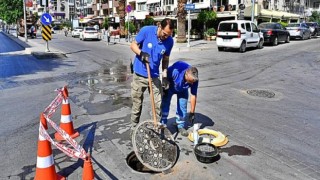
60,115 -> 72,123
62,99 -> 69,104
36,155 -> 54,168
39,132 -> 46,141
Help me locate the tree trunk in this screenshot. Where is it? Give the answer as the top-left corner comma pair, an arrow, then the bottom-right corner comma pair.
118,0 -> 126,36
176,0 -> 187,43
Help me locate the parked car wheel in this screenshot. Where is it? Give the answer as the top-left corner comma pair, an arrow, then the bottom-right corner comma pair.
218,47 -> 224,51
239,41 -> 246,53
257,39 -> 263,49
272,37 -> 278,46
285,35 -> 290,43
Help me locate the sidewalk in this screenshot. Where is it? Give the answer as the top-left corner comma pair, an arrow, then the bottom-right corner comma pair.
3,30 -> 67,59
105,35 -> 217,52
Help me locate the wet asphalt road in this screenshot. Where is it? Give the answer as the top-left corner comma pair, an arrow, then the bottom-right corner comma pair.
0,31 -> 320,179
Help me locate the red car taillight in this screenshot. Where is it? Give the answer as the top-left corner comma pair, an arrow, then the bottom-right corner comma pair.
267,30 -> 272,35
237,30 -> 241,38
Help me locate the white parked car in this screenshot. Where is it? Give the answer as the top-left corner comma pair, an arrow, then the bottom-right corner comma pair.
79,27 -> 100,41
286,23 -> 311,40
71,27 -> 83,38
216,20 -> 264,53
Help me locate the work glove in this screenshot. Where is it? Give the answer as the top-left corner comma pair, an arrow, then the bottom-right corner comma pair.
162,77 -> 170,90
140,51 -> 150,63
189,112 -> 195,125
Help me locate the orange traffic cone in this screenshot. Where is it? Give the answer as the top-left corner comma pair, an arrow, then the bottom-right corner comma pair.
55,98 -> 80,141
82,155 -> 94,180
35,113 -> 65,180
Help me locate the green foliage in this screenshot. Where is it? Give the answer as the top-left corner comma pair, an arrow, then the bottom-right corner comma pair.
309,11 -> 320,23
62,21 -> 71,28
197,10 -> 217,24
205,28 -> 216,36
102,18 -> 109,29
144,17 -> 154,26
125,21 -> 136,34
0,0 -> 23,24
279,21 -> 288,27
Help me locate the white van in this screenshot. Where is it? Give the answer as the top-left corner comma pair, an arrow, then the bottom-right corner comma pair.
216,20 -> 264,52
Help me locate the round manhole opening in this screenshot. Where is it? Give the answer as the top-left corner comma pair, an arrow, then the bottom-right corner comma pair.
246,89 -> 275,98
126,151 -> 156,174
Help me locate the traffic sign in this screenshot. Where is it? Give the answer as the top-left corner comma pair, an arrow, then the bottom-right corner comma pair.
239,4 -> 245,10
185,3 -> 195,10
42,25 -> 52,41
126,5 -> 132,13
41,13 -> 52,26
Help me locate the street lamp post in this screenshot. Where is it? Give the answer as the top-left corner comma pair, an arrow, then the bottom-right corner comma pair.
187,1 -> 191,48
23,0 -> 28,42
251,0 -> 255,22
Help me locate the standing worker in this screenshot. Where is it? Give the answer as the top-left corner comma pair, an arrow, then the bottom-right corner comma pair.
160,61 -> 199,137
130,18 -> 174,133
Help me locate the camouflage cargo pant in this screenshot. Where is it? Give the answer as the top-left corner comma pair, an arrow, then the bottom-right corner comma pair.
130,73 -> 162,129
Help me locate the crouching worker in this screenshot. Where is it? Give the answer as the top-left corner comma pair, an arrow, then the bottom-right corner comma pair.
161,61 -> 199,137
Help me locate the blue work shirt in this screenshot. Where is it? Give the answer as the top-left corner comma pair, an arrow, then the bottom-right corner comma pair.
167,61 -> 198,95
133,26 -> 174,78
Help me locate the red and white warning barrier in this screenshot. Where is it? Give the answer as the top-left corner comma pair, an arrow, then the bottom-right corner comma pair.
41,86 -> 87,160
40,115 -> 87,160
43,88 -> 64,118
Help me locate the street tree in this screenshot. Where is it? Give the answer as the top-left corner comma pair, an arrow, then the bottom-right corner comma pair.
309,11 -> 320,23
176,0 -> 187,43
0,0 -> 23,24
118,0 -> 126,36
197,10 -> 217,34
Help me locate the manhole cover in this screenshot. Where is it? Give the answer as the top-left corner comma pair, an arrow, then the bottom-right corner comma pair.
246,89 -> 275,98
132,120 -> 178,172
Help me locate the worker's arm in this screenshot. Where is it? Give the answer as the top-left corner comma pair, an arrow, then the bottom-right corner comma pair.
162,55 -> 169,77
190,94 -> 197,113
130,40 -> 142,56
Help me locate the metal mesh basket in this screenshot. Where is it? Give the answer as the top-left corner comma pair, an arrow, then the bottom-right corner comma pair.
194,143 -> 219,163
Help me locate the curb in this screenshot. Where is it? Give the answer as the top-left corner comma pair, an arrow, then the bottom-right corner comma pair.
3,31 -> 67,59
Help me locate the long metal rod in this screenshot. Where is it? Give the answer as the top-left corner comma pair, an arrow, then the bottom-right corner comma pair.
146,62 -> 157,127
23,0 -> 28,42
187,9 -> 190,47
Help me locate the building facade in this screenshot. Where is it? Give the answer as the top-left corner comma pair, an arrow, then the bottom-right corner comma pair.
30,0 -> 320,26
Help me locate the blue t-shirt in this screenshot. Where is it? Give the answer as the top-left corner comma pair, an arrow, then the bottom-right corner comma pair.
133,26 -> 174,78
167,61 -> 198,95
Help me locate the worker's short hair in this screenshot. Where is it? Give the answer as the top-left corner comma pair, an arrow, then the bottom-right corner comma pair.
160,18 -> 174,30
187,66 -> 198,81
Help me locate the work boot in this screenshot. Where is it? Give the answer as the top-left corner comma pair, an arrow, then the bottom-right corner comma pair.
178,128 -> 189,137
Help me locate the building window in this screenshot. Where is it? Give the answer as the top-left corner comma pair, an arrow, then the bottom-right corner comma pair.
138,3 -> 146,11
193,0 -> 205,3
164,0 -> 173,6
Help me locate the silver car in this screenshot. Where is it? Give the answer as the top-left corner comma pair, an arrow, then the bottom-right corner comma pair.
286,23 -> 311,40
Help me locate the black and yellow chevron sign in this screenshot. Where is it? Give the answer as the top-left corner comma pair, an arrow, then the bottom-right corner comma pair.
42,25 -> 52,41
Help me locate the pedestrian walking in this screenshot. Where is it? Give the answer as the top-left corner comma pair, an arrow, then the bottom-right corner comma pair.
30,25 -> 35,38
64,27 -> 68,37
160,61 -> 199,137
130,18 -> 174,133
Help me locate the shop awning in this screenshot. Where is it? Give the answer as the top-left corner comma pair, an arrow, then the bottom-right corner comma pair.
79,18 -> 92,24
136,0 -> 147,3
244,5 -> 300,20
146,0 -> 160,4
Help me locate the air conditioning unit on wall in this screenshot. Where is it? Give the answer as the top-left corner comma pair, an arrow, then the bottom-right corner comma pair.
165,5 -> 173,11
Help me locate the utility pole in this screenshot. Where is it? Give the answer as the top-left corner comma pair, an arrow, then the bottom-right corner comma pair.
251,0 -> 254,22
23,0 -> 28,42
